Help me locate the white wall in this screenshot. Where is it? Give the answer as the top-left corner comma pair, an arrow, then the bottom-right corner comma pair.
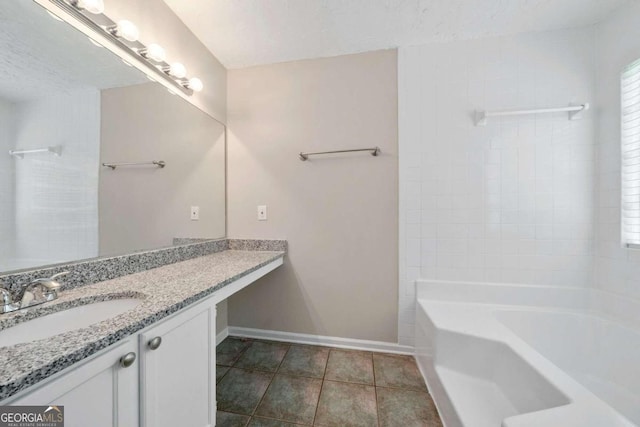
594,2 -> 640,299
12,89 -> 100,270
399,28 -> 596,344
227,50 -> 399,343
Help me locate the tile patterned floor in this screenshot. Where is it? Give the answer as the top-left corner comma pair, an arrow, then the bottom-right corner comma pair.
216,336 -> 443,427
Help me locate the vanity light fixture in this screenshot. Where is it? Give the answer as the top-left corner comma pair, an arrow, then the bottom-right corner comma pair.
70,0 -> 104,14
138,43 -> 166,63
47,0 -> 202,96
106,20 -> 139,42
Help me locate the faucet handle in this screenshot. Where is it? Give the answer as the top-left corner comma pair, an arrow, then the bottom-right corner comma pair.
50,271 -> 69,281
0,287 -> 13,305
31,271 -> 69,290
0,287 -> 18,314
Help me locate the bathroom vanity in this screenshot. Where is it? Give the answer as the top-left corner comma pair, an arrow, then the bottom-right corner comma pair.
0,245 -> 284,427
0,2 -> 273,426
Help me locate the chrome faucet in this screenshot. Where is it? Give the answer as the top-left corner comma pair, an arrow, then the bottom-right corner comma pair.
0,272 -> 70,315
19,272 -> 69,309
0,287 -> 18,314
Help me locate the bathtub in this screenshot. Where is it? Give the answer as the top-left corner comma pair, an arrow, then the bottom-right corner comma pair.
414,280 -> 640,427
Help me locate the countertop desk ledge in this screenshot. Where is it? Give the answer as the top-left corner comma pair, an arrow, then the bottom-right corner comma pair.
0,249 -> 285,400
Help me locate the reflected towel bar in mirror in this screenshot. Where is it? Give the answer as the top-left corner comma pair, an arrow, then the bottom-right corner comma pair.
299,147 -> 380,161
9,146 -> 62,159
102,160 -> 166,170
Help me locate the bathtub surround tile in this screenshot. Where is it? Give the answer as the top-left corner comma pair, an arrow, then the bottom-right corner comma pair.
314,381 -> 378,426
216,368 -> 273,415
216,365 -> 230,383
376,387 -> 442,427
236,341 -> 290,372
255,374 -> 322,424
325,349 -> 374,385
216,411 -> 251,427
217,337 -> 252,366
278,345 -> 329,378
373,353 -> 428,391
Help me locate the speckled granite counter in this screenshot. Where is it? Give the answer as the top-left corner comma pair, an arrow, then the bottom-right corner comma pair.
0,249 -> 284,400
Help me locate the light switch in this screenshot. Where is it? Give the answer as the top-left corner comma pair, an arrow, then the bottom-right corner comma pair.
257,205 -> 267,221
191,206 -> 200,221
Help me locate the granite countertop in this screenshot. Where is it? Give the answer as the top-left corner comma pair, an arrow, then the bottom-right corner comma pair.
0,249 -> 284,400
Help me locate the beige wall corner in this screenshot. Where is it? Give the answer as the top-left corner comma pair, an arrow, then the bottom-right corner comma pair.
226,50 -> 399,343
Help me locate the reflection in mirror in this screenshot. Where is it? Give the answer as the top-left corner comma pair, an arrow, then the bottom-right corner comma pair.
0,2 -> 225,273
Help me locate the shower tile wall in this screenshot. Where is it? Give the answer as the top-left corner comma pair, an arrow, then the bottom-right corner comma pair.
0,99 -> 15,266
0,89 -> 100,271
398,27 -> 596,344
594,1 -> 640,300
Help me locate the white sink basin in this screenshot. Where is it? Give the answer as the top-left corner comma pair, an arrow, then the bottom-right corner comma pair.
0,298 -> 142,348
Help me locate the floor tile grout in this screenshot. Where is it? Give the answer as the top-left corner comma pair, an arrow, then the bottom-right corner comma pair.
371,351 -> 381,427
251,341 -> 292,419
217,336 -> 439,427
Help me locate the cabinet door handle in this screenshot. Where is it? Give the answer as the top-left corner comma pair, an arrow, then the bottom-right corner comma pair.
148,336 -> 162,350
119,352 -> 136,368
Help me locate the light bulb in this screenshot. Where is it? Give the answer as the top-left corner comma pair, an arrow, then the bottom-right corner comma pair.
140,43 -> 166,63
188,77 -> 204,92
110,20 -> 139,42
169,62 -> 187,78
74,0 -> 105,14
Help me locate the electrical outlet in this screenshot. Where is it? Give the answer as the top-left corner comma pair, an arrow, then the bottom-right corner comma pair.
257,205 -> 267,221
190,206 -> 200,221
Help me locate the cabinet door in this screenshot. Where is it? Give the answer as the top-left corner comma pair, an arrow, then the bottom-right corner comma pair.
11,338 -> 139,427
139,301 -> 215,427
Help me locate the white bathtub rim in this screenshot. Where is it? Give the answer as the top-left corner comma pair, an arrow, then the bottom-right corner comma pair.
415,298 -> 637,427
415,279 -> 640,332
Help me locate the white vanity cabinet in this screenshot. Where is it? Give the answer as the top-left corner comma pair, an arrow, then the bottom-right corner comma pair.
6,300 -> 216,427
139,299 -> 216,427
10,338 -> 139,427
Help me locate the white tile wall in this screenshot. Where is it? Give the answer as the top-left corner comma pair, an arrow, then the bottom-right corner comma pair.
594,2 -> 640,299
0,89 -> 100,271
0,99 -> 16,265
398,28 -> 597,344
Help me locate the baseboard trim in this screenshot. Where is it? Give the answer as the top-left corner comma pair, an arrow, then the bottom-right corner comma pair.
216,327 -> 229,346
227,326 -> 414,355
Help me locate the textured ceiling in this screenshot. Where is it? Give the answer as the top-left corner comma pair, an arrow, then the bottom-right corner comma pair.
164,0 -> 630,69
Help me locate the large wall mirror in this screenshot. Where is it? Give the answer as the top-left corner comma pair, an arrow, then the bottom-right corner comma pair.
0,1 -> 226,274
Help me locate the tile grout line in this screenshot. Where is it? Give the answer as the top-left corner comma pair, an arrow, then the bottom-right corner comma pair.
311,347 -> 332,426
372,353 -> 381,427
250,340 -> 292,420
